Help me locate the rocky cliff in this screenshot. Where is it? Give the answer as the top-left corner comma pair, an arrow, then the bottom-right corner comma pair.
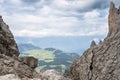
0,16 -> 19,57
0,16 -> 39,79
70,2 -> 120,80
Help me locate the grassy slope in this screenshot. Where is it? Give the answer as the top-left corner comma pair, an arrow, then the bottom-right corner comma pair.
23,49 -> 55,61
20,49 -> 78,73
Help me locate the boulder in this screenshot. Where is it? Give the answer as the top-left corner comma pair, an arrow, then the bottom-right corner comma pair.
19,56 -> 38,69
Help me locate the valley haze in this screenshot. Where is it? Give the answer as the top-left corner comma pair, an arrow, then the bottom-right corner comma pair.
15,36 -> 104,55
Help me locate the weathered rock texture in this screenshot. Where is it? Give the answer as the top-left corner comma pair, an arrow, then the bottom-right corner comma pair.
70,2 -> 120,80
0,16 -> 19,57
0,74 -> 41,80
0,54 -> 34,78
0,69 -> 70,80
108,2 -> 120,37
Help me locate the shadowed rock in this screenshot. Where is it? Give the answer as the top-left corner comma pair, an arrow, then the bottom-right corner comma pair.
0,16 -> 19,57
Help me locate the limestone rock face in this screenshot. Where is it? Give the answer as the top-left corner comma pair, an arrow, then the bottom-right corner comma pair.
0,16 -> 19,57
108,2 -> 120,37
70,2 -> 120,80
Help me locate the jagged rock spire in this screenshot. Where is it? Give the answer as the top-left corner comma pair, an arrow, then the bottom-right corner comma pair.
99,40 -> 102,44
108,2 -> 120,37
0,15 -> 3,23
90,40 -> 96,47
110,2 -> 115,10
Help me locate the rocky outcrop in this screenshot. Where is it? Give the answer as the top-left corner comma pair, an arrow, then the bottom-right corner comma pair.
70,2 -> 120,80
19,56 -> 38,69
108,2 -> 120,37
0,16 -> 19,57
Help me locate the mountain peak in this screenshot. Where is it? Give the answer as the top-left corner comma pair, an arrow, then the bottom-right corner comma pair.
108,2 -> 120,37
90,40 -> 96,47
0,15 -> 3,23
110,2 -> 115,9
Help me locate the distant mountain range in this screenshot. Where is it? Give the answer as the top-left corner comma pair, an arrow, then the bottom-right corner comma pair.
15,36 -> 106,55
18,43 -> 41,53
18,43 -> 79,73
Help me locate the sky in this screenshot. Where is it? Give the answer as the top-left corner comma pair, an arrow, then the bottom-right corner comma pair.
0,0 -> 120,38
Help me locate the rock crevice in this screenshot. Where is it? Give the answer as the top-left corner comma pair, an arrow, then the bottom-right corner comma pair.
88,50 -> 94,80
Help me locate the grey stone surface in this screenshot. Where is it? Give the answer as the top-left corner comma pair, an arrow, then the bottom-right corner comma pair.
0,54 -> 34,78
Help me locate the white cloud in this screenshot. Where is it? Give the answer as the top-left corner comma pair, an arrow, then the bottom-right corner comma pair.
9,0 -> 22,5
0,0 -> 4,3
1,0 -> 112,37
84,10 -> 100,19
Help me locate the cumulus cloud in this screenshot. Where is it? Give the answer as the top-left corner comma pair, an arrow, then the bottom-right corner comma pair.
0,0 -> 118,37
